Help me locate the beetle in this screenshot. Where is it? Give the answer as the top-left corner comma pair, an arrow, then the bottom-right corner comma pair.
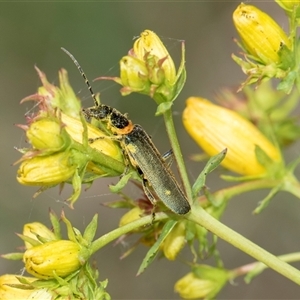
61,47 -> 191,215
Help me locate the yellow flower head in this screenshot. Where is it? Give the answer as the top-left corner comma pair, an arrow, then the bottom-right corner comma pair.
183,97 -> 282,176
233,3 -> 291,64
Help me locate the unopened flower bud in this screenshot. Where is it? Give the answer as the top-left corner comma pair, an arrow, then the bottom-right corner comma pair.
119,207 -> 144,227
162,221 -> 186,260
17,151 -> 77,186
183,97 -> 281,176
23,222 -> 56,249
233,3 -> 291,64
23,240 -> 82,279
118,56 -> 150,95
61,113 -> 123,162
174,265 -> 228,299
134,30 -> 176,85
26,118 -> 70,151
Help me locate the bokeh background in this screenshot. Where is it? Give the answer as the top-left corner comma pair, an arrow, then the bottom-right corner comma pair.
1,1 -> 300,299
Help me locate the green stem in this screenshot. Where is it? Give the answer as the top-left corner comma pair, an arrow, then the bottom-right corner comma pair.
91,212 -> 169,254
231,252 -> 300,279
72,141 -> 125,176
163,109 -> 193,201
187,208 -> 300,285
202,179 -> 281,206
289,7 -> 300,93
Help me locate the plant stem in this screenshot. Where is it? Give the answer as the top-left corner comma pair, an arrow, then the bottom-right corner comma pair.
231,252 -> 300,279
163,108 -> 193,201
187,208 -> 300,285
91,212 -> 169,254
201,178 -> 281,206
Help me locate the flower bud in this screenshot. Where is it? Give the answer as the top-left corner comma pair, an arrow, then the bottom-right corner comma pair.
118,56 -> 150,95
0,274 -> 37,300
32,67 -> 81,118
134,30 -> 176,85
23,240 -> 82,279
17,151 -> 77,186
183,97 -> 281,176
61,113 -> 123,162
162,221 -> 186,260
26,118 -> 70,151
275,0 -> 300,12
233,3 -> 291,64
119,207 -> 144,227
174,265 -> 228,299
23,222 -> 56,249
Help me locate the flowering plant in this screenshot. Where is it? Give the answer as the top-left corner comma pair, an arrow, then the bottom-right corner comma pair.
2,3 -> 300,298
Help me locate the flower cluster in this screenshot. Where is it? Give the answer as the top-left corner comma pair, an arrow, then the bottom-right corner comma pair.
1,211 -> 110,299
7,8 -> 300,298
16,68 -> 124,207
99,30 -> 186,109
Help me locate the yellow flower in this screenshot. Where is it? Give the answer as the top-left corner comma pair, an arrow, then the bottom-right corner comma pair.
174,266 -> 228,299
183,97 -> 281,176
0,274 -> 37,300
23,222 -> 57,249
162,221 -> 186,260
17,151 -> 77,186
133,30 -> 176,85
23,240 -> 82,279
233,3 -> 291,64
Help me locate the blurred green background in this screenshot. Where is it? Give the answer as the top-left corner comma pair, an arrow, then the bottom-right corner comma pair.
1,1 -> 299,299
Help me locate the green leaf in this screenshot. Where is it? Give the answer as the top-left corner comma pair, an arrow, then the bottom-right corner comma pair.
155,101 -> 173,116
192,149 -> 227,198
253,184 -> 281,214
109,172 -> 134,193
1,252 -> 24,260
137,219 -> 177,275
277,70 -> 296,94
50,209 -> 62,240
83,214 -> 98,243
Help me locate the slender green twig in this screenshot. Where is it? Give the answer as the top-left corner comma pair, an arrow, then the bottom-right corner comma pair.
91,212 -> 169,254
163,108 -> 193,201
187,208 -> 300,285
